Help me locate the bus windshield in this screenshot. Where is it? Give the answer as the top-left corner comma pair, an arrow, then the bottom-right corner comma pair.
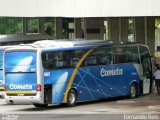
5,51 -> 36,66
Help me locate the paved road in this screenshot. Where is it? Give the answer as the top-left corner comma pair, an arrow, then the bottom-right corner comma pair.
0,94 -> 160,120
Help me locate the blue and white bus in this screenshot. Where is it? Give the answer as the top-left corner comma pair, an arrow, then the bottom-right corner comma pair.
0,34 -> 53,98
0,46 -> 17,98
0,47 -> 6,98
3,40 -> 152,107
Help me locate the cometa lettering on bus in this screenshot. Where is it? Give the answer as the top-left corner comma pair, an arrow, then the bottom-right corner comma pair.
100,68 -> 123,77
10,84 -> 32,90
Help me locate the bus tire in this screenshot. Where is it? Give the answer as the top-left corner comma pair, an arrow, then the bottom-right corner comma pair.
33,103 -> 48,108
129,83 -> 137,98
67,89 -> 77,107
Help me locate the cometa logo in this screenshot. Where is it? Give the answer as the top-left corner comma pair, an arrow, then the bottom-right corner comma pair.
10,84 -> 32,90
101,68 -> 123,77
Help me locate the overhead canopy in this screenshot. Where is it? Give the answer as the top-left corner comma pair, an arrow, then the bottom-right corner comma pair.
0,0 -> 160,17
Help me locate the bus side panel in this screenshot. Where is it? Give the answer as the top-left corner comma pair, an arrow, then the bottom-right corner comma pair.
52,83 -> 68,104
72,71 -> 98,101
72,64 -> 140,102
43,64 -> 141,104
44,69 -> 73,104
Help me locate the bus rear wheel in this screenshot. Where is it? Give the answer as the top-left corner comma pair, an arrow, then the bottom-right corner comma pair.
67,89 -> 77,107
129,83 -> 137,98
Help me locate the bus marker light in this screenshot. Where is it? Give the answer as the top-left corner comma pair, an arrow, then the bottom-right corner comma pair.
37,84 -> 41,91
4,84 -> 6,92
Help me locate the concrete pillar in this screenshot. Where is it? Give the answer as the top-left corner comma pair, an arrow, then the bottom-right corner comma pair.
84,18 -> 104,40
22,17 -> 29,34
108,18 -> 119,41
133,17 -> 145,44
146,17 -> 155,56
74,18 -> 82,38
55,17 -> 63,39
39,18 -> 45,34
108,17 -> 128,42
121,18 -> 128,41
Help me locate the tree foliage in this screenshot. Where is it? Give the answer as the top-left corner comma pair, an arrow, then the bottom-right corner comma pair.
44,18 -> 55,37
28,18 -> 38,33
155,18 -> 160,28
0,17 -> 22,34
128,18 -> 134,35
0,17 -> 55,36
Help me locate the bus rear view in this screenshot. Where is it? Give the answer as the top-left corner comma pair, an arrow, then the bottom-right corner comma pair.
4,49 -> 43,104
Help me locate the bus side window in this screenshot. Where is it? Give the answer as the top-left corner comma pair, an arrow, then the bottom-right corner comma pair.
42,52 -> 56,69
99,54 -> 107,65
83,49 -> 98,66
42,51 -> 68,69
55,51 -> 67,68
56,59 -> 66,68
98,48 -> 112,65
85,56 -> 97,66
113,47 -> 125,64
71,58 -> 79,67
123,46 -> 139,63
124,49 -> 133,63
70,50 -> 85,67
139,46 -> 150,62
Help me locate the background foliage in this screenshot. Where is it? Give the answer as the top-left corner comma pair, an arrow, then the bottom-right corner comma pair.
0,17 -> 55,36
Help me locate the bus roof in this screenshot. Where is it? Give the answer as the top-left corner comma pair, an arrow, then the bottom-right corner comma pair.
32,39 -> 111,47
31,39 -> 148,48
0,45 -> 18,50
5,39 -> 149,52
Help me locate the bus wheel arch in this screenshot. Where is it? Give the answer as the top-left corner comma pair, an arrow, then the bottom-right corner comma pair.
66,88 -> 77,107
129,82 -> 138,98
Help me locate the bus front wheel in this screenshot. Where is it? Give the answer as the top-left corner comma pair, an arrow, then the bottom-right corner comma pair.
129,83 -> 137,98
67,89 -> 77,107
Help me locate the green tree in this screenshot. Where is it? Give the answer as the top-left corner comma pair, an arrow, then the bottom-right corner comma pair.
28,18 -> 38,33
0,17 -> 22,34
44,18 -> 55,37
0,17 -> 55,37
155,18 -> 160,28
128,18 -> 134,35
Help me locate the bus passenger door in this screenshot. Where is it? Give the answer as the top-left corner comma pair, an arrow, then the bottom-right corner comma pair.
142,58 -> 151,94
